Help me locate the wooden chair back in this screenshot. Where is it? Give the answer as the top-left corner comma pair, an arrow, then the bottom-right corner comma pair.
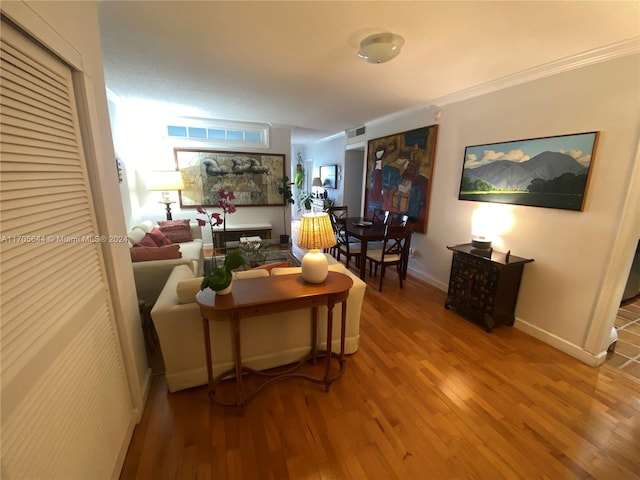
372,208 -> 389,225
388,212 -> 409,226
381,225 -> 410,260
327,206 -> 348,257
328,206 -> 348,227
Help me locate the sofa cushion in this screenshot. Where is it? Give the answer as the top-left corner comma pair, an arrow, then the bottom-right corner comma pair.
137,220 -> 154,233
175,269 -> 270,304
130,244 -> 182,262
234,269 -> 270,279
158,219 -> 193,243
136,233 -> 159,247
149,227 -> 173,246
127,226 -> 147,247
176,277 -> 204,304
270,263 -> 346,276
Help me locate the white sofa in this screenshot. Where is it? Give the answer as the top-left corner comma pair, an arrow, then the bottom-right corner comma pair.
128,220 -> 205,306
151,257 -> 366,392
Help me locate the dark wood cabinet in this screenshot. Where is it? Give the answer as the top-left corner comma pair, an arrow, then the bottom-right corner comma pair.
445,243 -> 533,332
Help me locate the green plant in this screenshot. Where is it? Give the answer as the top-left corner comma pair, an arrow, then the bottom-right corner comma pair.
200,248 -> 248,291
323,198 -> 335,209
277,176 -> 295,235
297,191 -> 313,212
294,152 -> 305,188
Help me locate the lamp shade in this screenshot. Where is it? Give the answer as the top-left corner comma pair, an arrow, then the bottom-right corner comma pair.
358,32 -> 405,64
146,171 -> 184,191
297,212 -> 336,283
311,177 -> 323,187
297,212 -> 336,250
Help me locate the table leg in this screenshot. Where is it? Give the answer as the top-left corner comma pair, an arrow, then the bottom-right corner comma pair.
359,240 -> 368,280
202,317 -> 214,392
231,313 -> 244,406
340,301 -> 347,365
311,306 -> 318,363
324,299 -> 334,391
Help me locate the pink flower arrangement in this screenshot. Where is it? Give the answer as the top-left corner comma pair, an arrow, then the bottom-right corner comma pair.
196,188 -> 237,267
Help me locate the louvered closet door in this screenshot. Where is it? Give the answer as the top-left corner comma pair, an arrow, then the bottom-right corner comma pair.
0,19 -> 132,479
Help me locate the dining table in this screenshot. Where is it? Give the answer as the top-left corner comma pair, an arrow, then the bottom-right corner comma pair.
344,217 -> 387,280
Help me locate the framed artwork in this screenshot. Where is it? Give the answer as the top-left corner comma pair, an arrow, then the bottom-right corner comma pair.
458,131 -> 599,211
174,148 -> 285,207
320,165 -> 337,189
364,125 -> 439,234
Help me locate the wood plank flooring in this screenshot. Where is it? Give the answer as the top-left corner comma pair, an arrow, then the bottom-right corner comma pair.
121,272 -> 640,480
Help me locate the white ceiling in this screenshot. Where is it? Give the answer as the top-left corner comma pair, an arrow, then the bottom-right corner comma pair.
98,1 -> 640,144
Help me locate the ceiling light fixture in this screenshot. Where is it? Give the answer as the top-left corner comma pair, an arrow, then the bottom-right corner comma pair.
358,32 -> 405,64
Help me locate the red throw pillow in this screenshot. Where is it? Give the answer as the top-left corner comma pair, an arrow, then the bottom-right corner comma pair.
158,219 -> 193,243
148,227 -> 172,246
130,244 -> 182,262
135,233 -> 158,247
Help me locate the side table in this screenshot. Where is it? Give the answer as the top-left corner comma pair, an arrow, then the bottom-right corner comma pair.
445,243 -> 533,332
196,271 -> 353,407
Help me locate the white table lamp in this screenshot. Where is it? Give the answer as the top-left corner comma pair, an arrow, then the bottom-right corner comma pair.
296,212 -> 336,283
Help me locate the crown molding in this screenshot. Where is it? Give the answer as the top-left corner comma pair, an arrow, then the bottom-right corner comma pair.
361,37 -> 640,132
434,36 -> 640,107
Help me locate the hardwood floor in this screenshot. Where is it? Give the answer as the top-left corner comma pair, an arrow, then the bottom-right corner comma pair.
121,272 -> 640,480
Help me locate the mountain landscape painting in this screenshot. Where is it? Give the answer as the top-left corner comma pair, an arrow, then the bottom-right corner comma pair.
458,132 -> 599,211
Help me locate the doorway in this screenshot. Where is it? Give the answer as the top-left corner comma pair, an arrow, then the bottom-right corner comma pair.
604,239 -> 640,380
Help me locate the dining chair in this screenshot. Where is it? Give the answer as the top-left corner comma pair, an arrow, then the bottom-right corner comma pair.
387,212 -> 409,226
327,206 -> 349,258
327,206 -> 362,268
328,206 -> 349,228
372,208 -> 389,225
337,227 -> 361,269
365,224 -> 412,291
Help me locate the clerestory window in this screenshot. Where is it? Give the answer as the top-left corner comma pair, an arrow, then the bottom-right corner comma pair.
166,119 -> 269,148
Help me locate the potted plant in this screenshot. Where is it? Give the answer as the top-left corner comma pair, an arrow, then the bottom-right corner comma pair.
294,152 -> 305,188
297,191 -> 313,212
200,248 -> 248,295
277,176 -> 295,245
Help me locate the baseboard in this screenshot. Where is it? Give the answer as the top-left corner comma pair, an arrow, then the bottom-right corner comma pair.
514,319 -> 606,366
406,267 -> 448,292
135,367 -> 153,421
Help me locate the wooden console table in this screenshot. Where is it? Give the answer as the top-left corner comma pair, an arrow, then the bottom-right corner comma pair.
196,271 -> 353,407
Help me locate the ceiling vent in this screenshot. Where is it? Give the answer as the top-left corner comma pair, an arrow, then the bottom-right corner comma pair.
347,126 -> 366,139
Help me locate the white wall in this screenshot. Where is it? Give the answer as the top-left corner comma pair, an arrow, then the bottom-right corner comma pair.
352,54 -> 640,364
305,135 -> 347,207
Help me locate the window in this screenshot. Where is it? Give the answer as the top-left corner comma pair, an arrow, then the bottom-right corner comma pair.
166,119 -> 269,148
